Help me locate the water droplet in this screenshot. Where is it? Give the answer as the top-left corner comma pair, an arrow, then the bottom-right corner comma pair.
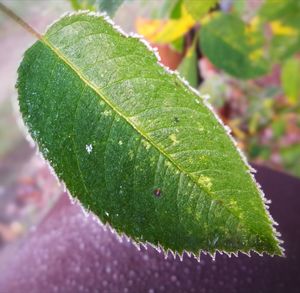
143,254 -> 149,261
102,280 -> 108,287
183,267 -> 189,274
105,266 -> 111,274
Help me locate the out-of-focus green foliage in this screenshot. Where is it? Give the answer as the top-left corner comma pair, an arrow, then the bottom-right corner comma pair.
70,0 -> 125,16
281,58 -> 300,104
269,33 -> 300,62
232,0 -> 246,16
200,13 -> 268,79
184,0 -> 218,20
260,0 -> 300,62
281,144 -> 300,177
259,0 -> 300,28
178,43 -> 198,88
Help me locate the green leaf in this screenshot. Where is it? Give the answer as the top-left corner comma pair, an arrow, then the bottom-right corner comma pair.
259,0 -> 300,29
153,0 -> 180,19
178,44 -> 198,88
281,58 -> 300,104
200,13 -> 269,79
269,34 -> 300,62
232,0 -> 246,16
70,0 -> 97,11
170,0 -> 183,19
170,36 -> 184,53
280,144 -> 300,178
98,0 -> 125,16
17,12 -> 282,256
184,0 -> 219,20
70,0 -> 125,16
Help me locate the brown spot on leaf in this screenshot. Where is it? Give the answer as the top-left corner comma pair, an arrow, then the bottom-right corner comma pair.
153,188 -> 162,197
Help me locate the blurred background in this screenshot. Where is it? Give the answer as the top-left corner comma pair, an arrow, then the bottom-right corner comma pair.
0,0 -> 299,255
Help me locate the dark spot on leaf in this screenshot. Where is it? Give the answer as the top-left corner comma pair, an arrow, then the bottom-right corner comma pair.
153,188 -> 162,197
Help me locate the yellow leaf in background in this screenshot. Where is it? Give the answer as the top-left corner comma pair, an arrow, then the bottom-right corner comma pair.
270,21 -> 298,36
249,113 -> 260,135
246,16 -> 261,34
136,5 -> 195,44
228,119 -> 246,140
245,16 -> 263,46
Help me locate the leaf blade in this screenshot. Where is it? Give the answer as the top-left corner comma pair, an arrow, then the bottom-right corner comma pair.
17,12 -> 283,256
184,0 -> 219,20
200,13 -> 269,79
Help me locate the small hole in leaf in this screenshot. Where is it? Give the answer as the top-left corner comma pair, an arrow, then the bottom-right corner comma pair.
153,188 -> 162,197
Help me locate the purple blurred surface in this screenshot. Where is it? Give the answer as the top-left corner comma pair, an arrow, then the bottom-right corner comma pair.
0,165 -> 299,293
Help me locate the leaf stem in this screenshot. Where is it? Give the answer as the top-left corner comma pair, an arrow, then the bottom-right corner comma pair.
0,2 -> 42,40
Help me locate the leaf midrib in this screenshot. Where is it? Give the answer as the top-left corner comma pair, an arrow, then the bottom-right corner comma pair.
40,33 -> 250,229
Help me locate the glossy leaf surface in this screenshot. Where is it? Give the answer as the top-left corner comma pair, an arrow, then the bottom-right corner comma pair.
17,12 -> 282,256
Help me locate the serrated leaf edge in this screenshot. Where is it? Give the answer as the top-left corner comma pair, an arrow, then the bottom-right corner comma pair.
19,10 -> 284,258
